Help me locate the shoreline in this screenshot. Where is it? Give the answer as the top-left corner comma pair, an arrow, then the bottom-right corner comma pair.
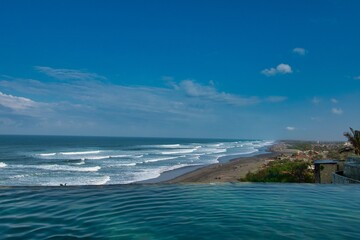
138,143 -> 281,184
164,152 -> 279,184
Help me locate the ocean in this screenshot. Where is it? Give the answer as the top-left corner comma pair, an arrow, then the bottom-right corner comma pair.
0,135 -> 273,186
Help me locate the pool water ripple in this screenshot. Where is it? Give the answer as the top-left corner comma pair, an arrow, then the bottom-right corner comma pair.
1,184 -> 360,239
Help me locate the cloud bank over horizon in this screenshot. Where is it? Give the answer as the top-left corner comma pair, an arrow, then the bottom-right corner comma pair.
1,1 -> 359,140
0,67 -> 288,138
0,65 -> 356,140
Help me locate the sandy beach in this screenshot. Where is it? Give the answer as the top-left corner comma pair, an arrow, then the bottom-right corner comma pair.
165,152 -> 279,183
163,140 -> 350,184
163,142 -> 292,184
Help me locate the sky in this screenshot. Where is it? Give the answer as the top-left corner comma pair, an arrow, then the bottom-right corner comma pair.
0,0 -> 360,140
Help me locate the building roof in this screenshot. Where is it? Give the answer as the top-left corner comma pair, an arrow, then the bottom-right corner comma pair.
314,160 -> 338,164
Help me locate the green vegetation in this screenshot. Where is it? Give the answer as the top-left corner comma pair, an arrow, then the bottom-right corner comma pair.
241,159 -> 314,183
344,128 -> 360,155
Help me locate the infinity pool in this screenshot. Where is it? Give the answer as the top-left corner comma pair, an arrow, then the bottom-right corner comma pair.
1,184 -> 359,239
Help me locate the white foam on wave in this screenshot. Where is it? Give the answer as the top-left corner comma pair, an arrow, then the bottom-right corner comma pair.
36,150 -> 103,159
38,153 -> 56,157
205,143 -> 224,148
86,176 -> 111,185
120,163 -> 137,166
152,144 -> 182,148
76,154 -> 132,160
126,163 -> 201,184
35,164 -> 101,172
74,159 -> 86,165
106,162 -> 138,167
85,156 -> 110,160
9,174 -> 27,179
161,148 -> 197,155
143,156 -> 179,163
0,162 -> 7,168
91,154 -> 134,160
111,154 -> 132,158
198,148 -> 227,154
60,150 -> 101,155
161,163 -> 200,173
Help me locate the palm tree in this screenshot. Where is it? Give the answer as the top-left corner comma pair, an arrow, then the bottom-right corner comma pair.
344,128 -> 360,155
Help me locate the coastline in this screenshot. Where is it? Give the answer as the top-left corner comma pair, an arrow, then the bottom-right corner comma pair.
139,143 -> 282,184
0,140 -> 348,187
164,152 -> 279,184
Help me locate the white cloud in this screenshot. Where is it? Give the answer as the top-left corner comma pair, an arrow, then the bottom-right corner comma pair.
292,48 -> 307,56
35,66 -> 106,81
354,76 -> 360,80
261,63 -> 293,76
312,97 -> 321,105
331,108 -> 343,115
331,98 -> 338,104
177,80 -> 259,106
0,91 -> 37,110
286,126 -> 295,131
0,69 -> 293,137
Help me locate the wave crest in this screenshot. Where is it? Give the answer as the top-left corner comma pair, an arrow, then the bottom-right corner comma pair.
35,165 -> 101,172
0,162 -> 7,168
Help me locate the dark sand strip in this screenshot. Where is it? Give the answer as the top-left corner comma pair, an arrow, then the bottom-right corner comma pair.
165,152 -> 279,184
138,143 -> 288,184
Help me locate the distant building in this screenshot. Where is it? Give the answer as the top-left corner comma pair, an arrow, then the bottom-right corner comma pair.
314,160 -> 338,184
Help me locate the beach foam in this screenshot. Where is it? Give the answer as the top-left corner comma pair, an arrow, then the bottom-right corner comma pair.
151,144 -> 182,148
9,174 -> 27,179
4,138 -> 274,186
60,150 -> 101,155
35,164 -> 101,172
128,163 -> 201,183
144,156 -> 179,163
74,159 -> 86,165
38,153 -> 56,157
0,162 -> 7,168
85,156 -> 111,160
161,148 -> 197,155
120,163 -> 137,166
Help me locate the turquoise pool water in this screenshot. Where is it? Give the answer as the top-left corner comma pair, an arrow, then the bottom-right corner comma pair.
1,184 -> 359,239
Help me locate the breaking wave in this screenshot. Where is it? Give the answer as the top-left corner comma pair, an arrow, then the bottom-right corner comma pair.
0,162 -> 7,168
35,165 -> 101,172
144,156 -> 179,163
60,150 -> 101,155
4,138 -> 274,186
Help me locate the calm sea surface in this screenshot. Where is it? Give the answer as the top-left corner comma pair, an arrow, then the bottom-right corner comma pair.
0,135 -> 272,186
0,184 -> 359,239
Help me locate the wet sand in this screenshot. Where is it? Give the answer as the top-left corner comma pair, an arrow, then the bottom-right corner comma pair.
137,142 -> 293,184
164,152 -> 279,183
162,142 -> 296,184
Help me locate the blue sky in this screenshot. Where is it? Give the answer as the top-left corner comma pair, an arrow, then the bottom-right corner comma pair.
0,0 -> 359,140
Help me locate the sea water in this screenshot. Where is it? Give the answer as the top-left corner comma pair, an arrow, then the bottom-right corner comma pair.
0,135 -> 273,186
0,184 -> 359,239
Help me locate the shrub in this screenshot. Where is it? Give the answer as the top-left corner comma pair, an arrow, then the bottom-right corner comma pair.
241,159 -> 314,183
